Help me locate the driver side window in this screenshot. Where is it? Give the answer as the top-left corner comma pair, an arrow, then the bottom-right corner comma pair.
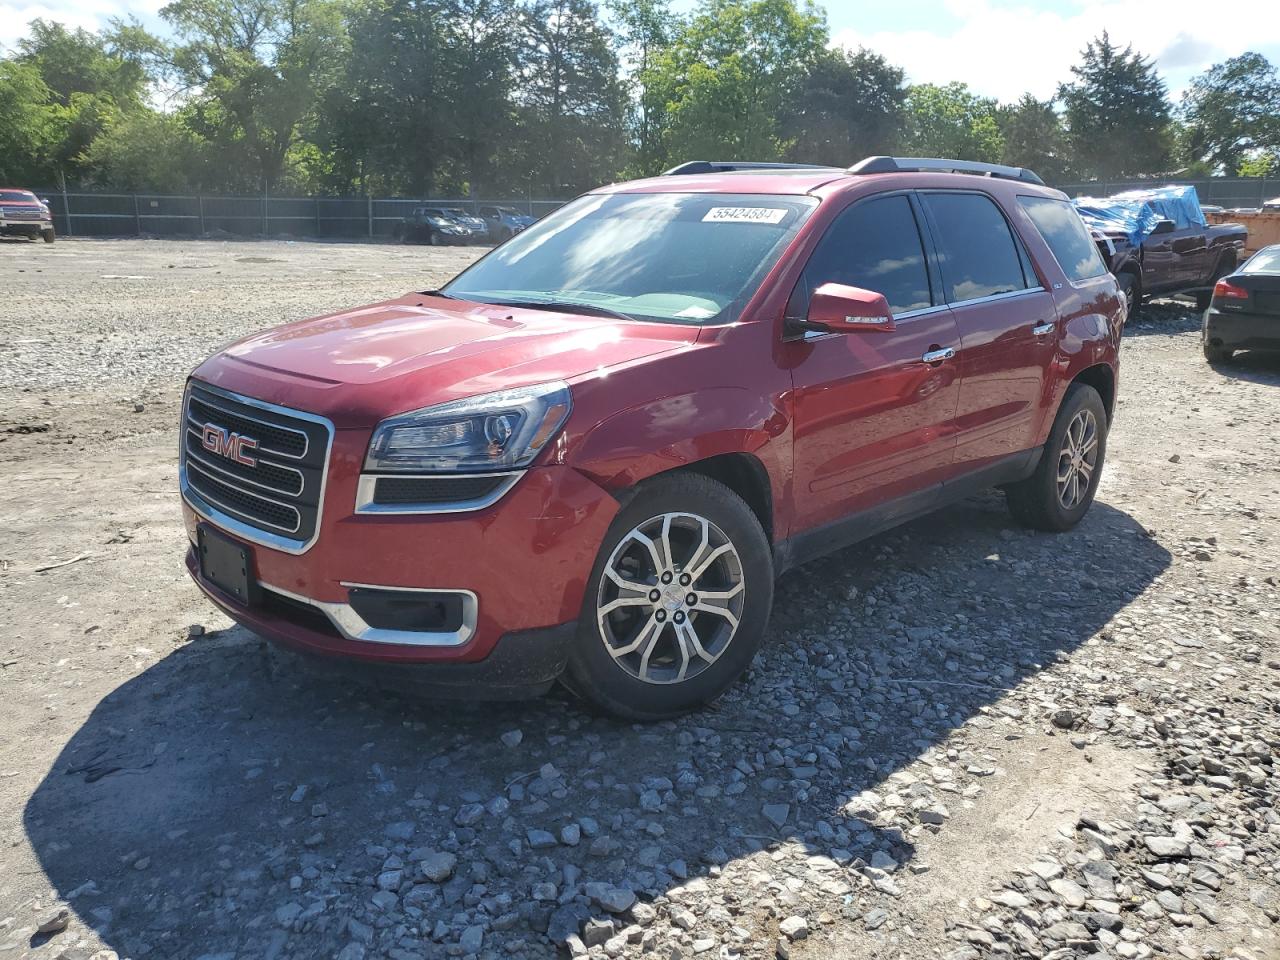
799,194 -> 934,316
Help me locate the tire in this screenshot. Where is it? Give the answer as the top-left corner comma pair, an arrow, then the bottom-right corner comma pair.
429,230 -> 443,246
1005,382 -> 1108,532
1116,272 -> 1139,321
42,228 -> 55,244
1203,340 -> 1233,364
1196,253 -> 1236,310
565,472 -> 774,720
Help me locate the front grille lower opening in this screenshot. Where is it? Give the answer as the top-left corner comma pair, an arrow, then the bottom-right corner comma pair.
371,474 -> 507,505
347,588 -> 466,633
259,589 -> 342,638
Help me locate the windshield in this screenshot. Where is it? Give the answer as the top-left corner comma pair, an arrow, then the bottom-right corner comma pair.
0,190 -> 36,203
443,192 -> 816,324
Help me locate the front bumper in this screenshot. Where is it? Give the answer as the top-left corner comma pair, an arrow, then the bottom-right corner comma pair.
1205,308 -> 1280,351
187,548 -> 576,697
182,462 -> 618,668
0,220 -> 49,236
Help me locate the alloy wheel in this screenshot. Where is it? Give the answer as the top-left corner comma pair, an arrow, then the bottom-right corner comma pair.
1057,409 -> 1099,510
596,512 -> 746,685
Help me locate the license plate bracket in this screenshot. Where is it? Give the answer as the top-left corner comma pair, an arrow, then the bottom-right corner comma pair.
197,525 -> 258,606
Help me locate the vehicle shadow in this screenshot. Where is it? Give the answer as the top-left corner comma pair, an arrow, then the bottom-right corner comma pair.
1209,349 -> 1280,386
23,495 -> 1170,958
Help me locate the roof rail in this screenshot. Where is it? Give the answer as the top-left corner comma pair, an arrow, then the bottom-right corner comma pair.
848,156 -> 1045,186
662,161 -> 839,176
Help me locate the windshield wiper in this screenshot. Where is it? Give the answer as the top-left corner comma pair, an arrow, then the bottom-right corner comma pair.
477,296 -> 637,323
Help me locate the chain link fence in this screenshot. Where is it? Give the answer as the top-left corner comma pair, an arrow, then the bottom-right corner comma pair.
30,192 -> 568,239
28,178 -> 1280,240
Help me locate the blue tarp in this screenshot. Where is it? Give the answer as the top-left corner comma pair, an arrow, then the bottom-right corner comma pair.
1072,185 -> 1207,247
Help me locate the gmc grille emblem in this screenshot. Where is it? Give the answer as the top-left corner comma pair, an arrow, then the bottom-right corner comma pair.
201,423 -> 259,466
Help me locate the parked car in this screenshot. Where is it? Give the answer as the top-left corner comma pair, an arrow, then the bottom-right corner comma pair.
441,207 -> 490,242
1263,197 -> 1280,211
478,204 -> 535,241
1202,243 -> 1280,364
393,206 -> 474,245
0,188 -> 55,243
180,155 -> 1123,719
1076,186 -> 1247,316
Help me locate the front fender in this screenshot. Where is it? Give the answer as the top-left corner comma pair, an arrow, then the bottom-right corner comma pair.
569,385 -> 790,505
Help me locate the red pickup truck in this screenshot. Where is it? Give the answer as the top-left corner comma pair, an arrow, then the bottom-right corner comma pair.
0,189 -> 55,243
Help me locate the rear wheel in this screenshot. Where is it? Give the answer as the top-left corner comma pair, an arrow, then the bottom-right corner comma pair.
1203,340 -> 1233,364
1196,254 -> 1236,310
1006,383 -> 1107,532
565,472 -> 773,720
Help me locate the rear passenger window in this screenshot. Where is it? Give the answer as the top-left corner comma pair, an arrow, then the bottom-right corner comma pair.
802,195 -> 932,315
922,192 -> 1031,302
1018,196 -> 1108,282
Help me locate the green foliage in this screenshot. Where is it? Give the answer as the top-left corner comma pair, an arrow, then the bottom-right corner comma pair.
784,46 -> 905,166
1238,152 -> 1279,178
82,109 -> 208,191
905,82 -> 1002,162
4,6 -> 1280,197
648,0 -> 827,166
1182,53 -> 1280,174
163,0 -> 349,190
998,94 -> 1071,182
0,61 -> 66,184
1058,32 -> 1171,179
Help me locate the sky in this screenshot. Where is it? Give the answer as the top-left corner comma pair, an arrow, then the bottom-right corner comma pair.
4,0 -> 1280,104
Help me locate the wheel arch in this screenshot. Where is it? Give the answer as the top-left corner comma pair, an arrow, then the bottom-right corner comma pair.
1071,362 -> 1116,423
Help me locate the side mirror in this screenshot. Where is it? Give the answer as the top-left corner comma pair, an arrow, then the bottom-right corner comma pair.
803,282 -> 895,334
1150,219 -> 1176,236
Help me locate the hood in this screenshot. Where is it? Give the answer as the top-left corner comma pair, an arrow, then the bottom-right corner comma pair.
196,293 -> 699,421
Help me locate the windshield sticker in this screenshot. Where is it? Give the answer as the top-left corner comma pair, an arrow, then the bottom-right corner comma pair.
674,305 -> 716,319
702,207 -> 788,225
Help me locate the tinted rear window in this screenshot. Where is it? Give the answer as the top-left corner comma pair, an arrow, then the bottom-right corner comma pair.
801,194 -> 932,314
1243,247 -> 1280,274
922,192 -> 1031,302
1018,196 -> 1107,282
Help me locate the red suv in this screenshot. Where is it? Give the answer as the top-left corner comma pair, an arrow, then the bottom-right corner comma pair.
181,156 -> 1123,719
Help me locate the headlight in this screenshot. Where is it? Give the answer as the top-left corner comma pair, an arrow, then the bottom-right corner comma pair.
365,382 -> 572,473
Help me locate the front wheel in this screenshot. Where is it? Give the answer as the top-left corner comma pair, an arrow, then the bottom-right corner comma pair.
565,472 -> 773,720
42,228 -> 55,243
1116,272 -> 1139,321
1006,383 -> 1108,532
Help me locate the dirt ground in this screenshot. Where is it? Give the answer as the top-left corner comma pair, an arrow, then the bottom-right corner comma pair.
1,238 -> 1278,960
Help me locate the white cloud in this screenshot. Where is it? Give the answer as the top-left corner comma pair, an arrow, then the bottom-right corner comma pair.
1,0 -> 166,48
832,0 -> 1280,103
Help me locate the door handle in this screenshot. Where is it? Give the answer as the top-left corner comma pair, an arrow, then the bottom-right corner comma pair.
922,346 -> 955,363
1032,321 -> 1055,336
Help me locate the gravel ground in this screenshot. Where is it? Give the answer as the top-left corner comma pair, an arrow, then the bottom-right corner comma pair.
1,238 -> 1279,960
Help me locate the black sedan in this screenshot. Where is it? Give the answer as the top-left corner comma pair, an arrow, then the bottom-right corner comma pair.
1203,244 -> 1280,364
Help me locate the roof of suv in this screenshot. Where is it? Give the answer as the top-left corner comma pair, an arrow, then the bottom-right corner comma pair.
600,157 -> 1061,200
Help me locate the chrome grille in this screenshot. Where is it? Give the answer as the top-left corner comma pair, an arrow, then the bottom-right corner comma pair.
180,382 -> 333,552
2,208 -> 42,221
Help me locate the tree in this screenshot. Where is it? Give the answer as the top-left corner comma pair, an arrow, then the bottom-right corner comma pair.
163,0 -> 348,191
516,0 -> 628,195
648,0 -> 826,165
1181,53 -> 1280,174
608,0 -> 677,176
0,61 -> 65,185
784,46 -> 905,166
998,94 -> 1071,182
81,109 -> 208,191
904,82 -> 1002,162
1058,32 -> 1171,179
